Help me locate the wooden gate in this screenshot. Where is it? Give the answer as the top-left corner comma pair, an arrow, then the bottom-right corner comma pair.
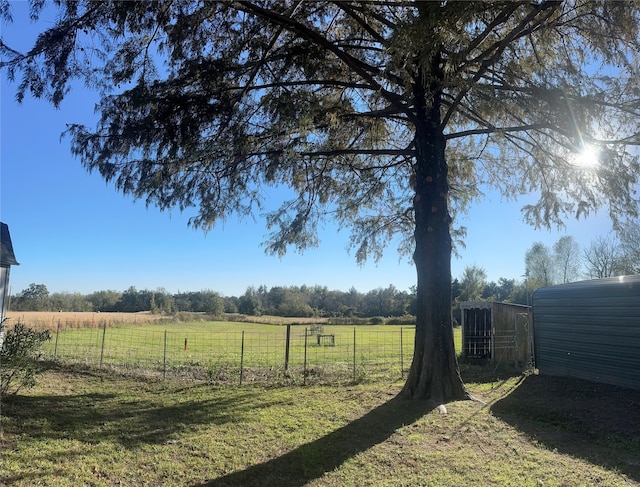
463,307 -> 492,358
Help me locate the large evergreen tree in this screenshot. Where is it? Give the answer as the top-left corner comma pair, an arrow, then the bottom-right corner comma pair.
3,1 -> 640,402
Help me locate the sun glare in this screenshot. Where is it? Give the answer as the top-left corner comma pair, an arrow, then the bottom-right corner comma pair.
573,144 -> 600,168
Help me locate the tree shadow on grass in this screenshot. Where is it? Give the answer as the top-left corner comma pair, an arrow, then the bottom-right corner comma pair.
458,359 -> 523,385
194,395 -> 435,487
1,385 -> 275,449
491,374 -> 640,483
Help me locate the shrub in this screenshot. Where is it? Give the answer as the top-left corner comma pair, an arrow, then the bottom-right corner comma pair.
0,322 -> 51,395
386,315 -> 416,325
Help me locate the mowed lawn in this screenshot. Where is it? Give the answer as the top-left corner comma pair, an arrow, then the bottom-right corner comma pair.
1,363 -> 639,487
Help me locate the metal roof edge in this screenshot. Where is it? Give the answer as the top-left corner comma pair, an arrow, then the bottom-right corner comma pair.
0,222 -> 19,267
532,275 -> 640,300
459,301 -> 530,309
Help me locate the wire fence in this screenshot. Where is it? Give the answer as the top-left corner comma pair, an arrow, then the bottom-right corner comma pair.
29,321 -> 417,385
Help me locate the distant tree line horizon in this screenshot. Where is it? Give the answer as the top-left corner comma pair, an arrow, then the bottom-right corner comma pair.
10,230 -> 638,318
10,280 -> 524,318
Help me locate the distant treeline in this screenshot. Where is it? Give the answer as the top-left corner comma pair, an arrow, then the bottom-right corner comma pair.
12,230 -> 635,318
9,284 -> 414,318
10,277 -> 530,319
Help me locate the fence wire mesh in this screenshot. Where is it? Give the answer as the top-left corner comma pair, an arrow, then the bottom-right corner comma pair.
23,320 -> 418,385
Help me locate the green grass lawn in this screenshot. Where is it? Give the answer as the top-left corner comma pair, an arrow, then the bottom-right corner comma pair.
2,363 -> 638,486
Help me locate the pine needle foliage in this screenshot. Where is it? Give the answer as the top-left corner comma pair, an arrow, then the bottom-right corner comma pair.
3,1 -> 640,400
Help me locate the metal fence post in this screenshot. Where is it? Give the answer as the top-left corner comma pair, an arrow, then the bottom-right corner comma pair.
99,321 -> 107,367
284,324 -> 291,371
54,319 -> 60,358
303,327 -> 308,385
353,327 -> 356,382
400,327 -> 404,378
163,329 -> 167,380
239,330 -> 245,385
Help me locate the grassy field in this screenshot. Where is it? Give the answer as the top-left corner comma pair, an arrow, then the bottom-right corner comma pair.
40,322 -> 424,360
8,315 -> 445,383
4,311 -> 336,332
1,364 -> 638,486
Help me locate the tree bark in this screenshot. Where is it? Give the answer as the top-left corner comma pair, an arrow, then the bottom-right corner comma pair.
401,51 -> 469,403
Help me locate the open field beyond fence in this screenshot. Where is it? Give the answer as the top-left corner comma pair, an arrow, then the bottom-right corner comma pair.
5,311 -> 334,331
4,312 -> 450,384
5,311 -> 168,330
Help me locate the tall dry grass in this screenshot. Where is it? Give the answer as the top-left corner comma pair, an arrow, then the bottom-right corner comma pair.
4,311 -> 166,332
3,312 -> 408,333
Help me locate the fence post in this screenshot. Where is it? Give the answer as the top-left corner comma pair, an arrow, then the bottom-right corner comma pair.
163,329 -> 167,380
400,327 -> 404,378
284,324 -> 291,371
99,321 -> 107,367
303,327 -> 308,386
239,330 -> 245,385
353,327 -> 356,382
54,319 -> 60,358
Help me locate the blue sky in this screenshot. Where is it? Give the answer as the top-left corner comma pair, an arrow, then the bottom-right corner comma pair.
0,3 -> 616,297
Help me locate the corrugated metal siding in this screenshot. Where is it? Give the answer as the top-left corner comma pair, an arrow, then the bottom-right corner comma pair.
533,275 -> 640,390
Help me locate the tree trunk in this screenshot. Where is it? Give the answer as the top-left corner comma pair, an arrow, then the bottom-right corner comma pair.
401,51 -> 469,403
